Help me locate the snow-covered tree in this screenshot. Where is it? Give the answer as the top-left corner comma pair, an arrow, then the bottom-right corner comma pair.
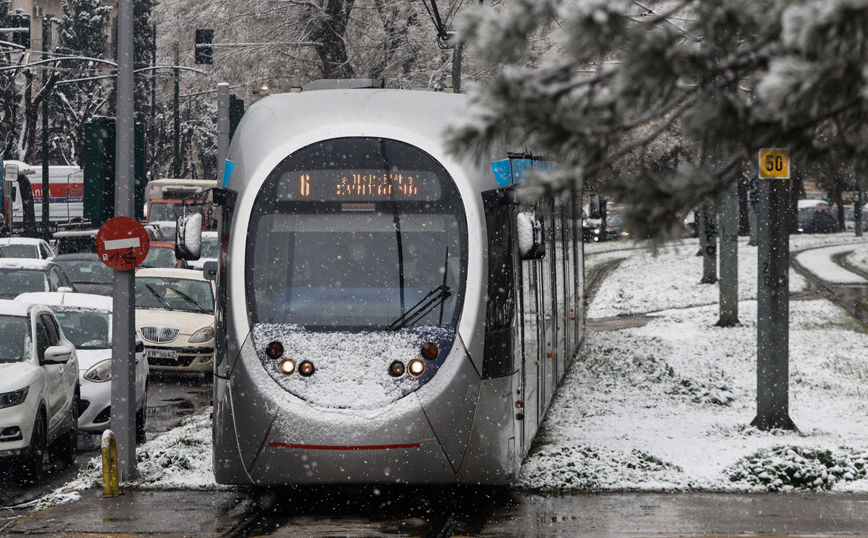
447,0 -> 868,242
51,0 -> 114,165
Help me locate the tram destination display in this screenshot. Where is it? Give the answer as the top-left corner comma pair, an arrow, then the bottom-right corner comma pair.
277,169 -> 442,201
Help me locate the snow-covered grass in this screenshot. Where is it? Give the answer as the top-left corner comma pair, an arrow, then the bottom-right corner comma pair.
587,238 -> 810,318
20,411 -> 219,512
519,234 -> 868,492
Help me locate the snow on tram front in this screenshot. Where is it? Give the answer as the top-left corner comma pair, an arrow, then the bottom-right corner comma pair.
206,85 -> 584,486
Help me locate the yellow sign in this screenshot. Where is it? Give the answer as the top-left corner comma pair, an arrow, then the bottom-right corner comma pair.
759,149 -> 789,179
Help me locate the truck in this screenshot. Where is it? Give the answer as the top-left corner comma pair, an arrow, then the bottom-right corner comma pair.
144,178 -> 217,230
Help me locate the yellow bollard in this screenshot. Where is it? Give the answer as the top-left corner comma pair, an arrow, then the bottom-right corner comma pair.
101,429 -> 121,498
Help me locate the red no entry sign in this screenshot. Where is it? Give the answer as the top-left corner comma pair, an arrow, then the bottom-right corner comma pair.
97,216 -> 150,271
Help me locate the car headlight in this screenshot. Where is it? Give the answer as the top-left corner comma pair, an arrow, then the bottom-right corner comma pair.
189,327 -> 215,344
84,359 -> 112,383
0,386 -> 29,409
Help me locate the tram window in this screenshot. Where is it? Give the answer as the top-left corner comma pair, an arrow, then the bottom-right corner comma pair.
246,137 -> 467,331
482,191 -> 516,378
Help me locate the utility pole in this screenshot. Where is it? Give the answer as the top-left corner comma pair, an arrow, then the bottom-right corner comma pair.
753,149 -> 797,431
451,40 -> 463,93
173,44 -> 180,177
150,22 -> 157,181
41,90 -> 49,238
112,0 -> 139,480
217,83 -> 229,183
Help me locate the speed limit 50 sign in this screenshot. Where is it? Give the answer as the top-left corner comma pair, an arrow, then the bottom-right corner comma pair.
759,149 -> 790,179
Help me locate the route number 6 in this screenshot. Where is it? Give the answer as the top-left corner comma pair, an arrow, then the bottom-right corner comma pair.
758,149 -> 790,179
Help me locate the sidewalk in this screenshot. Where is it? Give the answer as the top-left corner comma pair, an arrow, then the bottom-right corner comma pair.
4,490 -> 251,537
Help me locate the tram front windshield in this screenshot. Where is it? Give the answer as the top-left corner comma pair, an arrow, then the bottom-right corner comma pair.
247,138 -> 466,331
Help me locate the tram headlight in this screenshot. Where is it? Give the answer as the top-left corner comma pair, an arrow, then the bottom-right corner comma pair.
189,327 -> 215,343
421,342 -> 438,360
389,361 -> 405,377
408,359 -> 425,377
299,361 -> 315,377
279,359 -> 296,377
266,341 -> 284,360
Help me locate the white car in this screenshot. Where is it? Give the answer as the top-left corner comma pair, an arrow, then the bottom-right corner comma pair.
0,300 -> 79,485
0,237 -> 55,260
0,259 -> 75,299
17,292 -> 149,442
135,268 -> 216,373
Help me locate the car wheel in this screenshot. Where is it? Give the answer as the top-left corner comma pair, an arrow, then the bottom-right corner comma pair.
16,411 -> 46,486
136,388 -> 148,444
51,395 -> 79,467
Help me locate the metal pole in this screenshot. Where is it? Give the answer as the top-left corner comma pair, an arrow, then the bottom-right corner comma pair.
111,0 -> 138,480
150,23 -> 156,180
41,95 -> 49,238
753,176 -> 797,431
718,178 -> 739,326
217,83 -> 229,183
173,64 -> 180,177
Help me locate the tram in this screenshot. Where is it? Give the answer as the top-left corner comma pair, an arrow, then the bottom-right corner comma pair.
203,85 -> 585,486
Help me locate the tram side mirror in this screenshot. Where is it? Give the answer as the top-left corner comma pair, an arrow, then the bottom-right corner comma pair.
175,212 -> 202,261
203,260 -> 217,281
588,194 -> 602,219
517,211 -> 545,260
3,163 -> 19,183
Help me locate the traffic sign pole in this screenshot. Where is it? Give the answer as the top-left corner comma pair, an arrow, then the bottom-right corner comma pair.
753,148 -> 797,431
112,0 -> 138,481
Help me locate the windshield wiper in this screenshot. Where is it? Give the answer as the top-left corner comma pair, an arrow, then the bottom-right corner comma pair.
167,288 -> 206,312
145,284 -> 172,310
387,285 -> 451,331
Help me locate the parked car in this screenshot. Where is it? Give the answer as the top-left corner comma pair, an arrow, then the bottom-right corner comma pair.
138,241 -> 184,269
135,268 -> 215,373
0,299 -> 79,485
797,206 -> 838,234
0,259 -> 74,299
52,229 -> 97,255
17,292 -> 149,442
0,237 -> 54,260
843,205 -> 868,232
52,253 -> 112,296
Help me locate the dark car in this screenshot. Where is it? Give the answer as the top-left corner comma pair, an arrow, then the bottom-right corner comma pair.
52,253 -> 113,296
797,206 -> 838,234
52,229 -> 98,255
0,259 -> 75,299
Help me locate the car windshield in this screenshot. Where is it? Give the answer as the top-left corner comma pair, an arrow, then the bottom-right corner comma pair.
0,269 -> 46,299
136,276 -> 214,313
140,247 -> 176,268
0,315 -> 29,362
53,309 -> 110,349
0,244 -> 38,258
55,259 -> 112,285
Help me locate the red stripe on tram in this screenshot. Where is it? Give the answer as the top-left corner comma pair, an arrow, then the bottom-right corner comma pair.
268,442 -> 421,451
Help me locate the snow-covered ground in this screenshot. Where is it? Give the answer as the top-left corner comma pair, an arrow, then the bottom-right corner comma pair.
519,233 -> 868,492
15,412 -> 218,512
25,232 -> 868,507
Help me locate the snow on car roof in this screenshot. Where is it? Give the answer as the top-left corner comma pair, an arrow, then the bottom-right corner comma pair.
16,292 -> 112,311
0,237 -> 44,246
0,259 -> 54,270
0,298 -> 32,317
136,267 -> 208,281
